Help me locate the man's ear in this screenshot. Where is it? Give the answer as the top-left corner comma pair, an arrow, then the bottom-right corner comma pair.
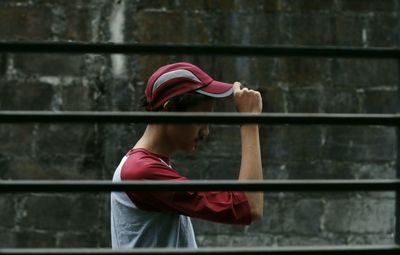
162,100 -> 173,112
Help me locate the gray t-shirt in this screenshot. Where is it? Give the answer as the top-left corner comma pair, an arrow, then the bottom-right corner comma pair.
111,156 -> 197,248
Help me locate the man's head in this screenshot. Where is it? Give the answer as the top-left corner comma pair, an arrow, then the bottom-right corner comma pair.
142,62 -> 234,153
143,62 -> 233,111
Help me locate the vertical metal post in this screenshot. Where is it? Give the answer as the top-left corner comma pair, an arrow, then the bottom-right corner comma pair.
396,2 -> 400,242
397,139 -> 400,245
396,169 -> 400,245
396,57 -> 400,245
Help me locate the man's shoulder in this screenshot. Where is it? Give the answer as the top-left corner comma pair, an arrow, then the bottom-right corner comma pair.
121,149 -> 177,181
127,148 -> 164,165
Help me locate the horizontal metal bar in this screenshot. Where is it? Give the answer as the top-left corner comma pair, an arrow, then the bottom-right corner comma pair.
0,42 -> 399,58
1,245 -> 400,255
0,180 -> 399,193
1,111 -> 400,125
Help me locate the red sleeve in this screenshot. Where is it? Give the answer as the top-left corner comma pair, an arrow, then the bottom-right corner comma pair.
121,160 -> 252,225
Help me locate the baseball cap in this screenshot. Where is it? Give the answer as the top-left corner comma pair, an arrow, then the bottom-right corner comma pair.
145,62 -> 233,111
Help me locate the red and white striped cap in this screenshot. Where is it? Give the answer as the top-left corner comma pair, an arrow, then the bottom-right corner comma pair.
145,62 -> 233,111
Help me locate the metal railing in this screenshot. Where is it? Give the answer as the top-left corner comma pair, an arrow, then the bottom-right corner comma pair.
1,245 -> 400,255
1,179 -> 399,193
1,111 -> 400,125
0,42 -> 399,58
0,41 -> 399,254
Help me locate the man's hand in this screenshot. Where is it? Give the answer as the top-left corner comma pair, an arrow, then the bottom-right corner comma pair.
233,82 -> 262,113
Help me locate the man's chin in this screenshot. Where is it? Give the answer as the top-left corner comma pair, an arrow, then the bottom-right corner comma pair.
179,141 -> 200,153
184,144 -> 197,153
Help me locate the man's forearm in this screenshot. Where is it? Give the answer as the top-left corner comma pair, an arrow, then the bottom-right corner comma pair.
238,124 -> 263,220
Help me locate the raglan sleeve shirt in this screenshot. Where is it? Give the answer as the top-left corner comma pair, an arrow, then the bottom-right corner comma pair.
120,149 -> 252,225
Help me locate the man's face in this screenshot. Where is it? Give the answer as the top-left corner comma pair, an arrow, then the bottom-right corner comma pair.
166,99 -> 214,153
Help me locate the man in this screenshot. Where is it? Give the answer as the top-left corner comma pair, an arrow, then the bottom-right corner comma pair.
111,62 -> 263,248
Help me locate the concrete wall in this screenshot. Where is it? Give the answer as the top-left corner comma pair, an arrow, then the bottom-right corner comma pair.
0,0 -> 398,248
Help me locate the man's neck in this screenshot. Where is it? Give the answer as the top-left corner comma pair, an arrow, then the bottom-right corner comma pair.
133,125 -> 175,158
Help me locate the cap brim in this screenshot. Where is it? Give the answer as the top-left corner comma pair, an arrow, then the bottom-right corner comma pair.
195,80 -> 233,98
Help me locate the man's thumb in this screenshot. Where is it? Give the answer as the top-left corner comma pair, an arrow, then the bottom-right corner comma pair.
232,82 -> 241,93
